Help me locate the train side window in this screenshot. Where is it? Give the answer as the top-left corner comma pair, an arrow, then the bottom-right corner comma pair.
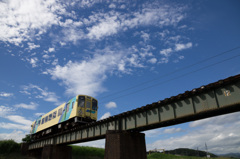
45,116 -> 48,123
72,101 -> 75,109
41,118 -> 44,124
53,111 -> 57,119
58,108 -> 62,116
78,96 -> 85,107
49,114 -> 52,121
67,103 -> 70,112
38,120 -> 41,125
92,99 -> 98,111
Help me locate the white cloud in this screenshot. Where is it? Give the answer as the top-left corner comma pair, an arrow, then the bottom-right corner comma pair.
27,42 -> 40,50
61,27 -> 85,44
26,57 -> 38,68
14,102 -> 38,110
100,112 -> 111,120
163,128 -> 182,134
148,58 -> 157,64
145,129 -> 161,138
0,0 -> 64,45
48,47 -> 55,52
52,59 -> 58,66
159,42 -> 192,63
109,3 -> 116,9
6,115 -> 32,126
76,139 -> 105,148
175,42 -> 192,51
0,105 -> 16,117
85,4 -> 186,40
147,112 -> 240,154
0,122 -> 30,131
47,46 -> 149,96
47,47 -> 124,96
140,31 -> 150,42
21,84 -> 61,105
160,48 -> 173,57
0,92 -> 13,97
105,102 -> 117,109
87,14 -> 121,40
0,130 -> 27,143
48,55 -> 114,96
158,57 -> 169,64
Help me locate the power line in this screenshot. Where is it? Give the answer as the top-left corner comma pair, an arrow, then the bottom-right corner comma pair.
99,52 -> 240,103
98,46 -> 240,101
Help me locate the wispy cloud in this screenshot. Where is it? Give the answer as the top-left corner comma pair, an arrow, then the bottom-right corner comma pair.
46,45 -> 151,96
14,102 -> 38,110
27,42 -> 40,50
20,84 -> 61,105
6,115 -> 32,126
163,127 -> 183,134
0,105 -> 16,117
0,0 -> 64,45
0,106 -> 32,132
0,92 -> 14,97
147,112 -> 240,154
175,42 -> 192,52
0,130 -> 28,143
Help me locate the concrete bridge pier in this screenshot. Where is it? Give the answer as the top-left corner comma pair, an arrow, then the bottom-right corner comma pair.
105,130 -> 147,159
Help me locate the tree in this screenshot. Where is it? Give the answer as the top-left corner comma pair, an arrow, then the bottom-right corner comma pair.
22,134 -> 31,143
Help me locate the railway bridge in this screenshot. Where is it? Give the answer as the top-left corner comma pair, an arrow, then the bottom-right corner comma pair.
24,74 -> 240,159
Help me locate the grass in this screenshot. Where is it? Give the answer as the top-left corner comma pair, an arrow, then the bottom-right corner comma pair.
147,153 -> 238,159
71,146 -> 105,159
0,140 -> 237,159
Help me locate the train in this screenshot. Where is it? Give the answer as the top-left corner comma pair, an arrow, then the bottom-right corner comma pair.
30,95 -> 98,139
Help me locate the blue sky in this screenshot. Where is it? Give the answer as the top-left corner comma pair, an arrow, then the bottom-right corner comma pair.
0,0 -> 240,154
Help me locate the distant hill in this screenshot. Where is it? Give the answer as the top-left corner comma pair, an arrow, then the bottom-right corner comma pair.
165,148 -> 217,158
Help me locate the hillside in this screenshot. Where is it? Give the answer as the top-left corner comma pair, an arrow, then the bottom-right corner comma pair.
165,148 -> 217,157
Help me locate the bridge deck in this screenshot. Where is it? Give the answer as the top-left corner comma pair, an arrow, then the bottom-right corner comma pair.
29,74 -> 240,150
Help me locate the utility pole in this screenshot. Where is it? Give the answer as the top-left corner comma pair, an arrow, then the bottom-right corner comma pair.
205,143 -> 210,158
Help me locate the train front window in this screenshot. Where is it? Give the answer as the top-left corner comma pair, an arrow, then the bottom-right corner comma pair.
78,96 -> 85,107
92,99 -> 98,110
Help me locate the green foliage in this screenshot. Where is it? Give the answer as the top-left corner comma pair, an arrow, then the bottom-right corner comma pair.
0,140 -> 20,154
71,146 -> 104,159
22,134 -> 31,143
165,148 -> 217,157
